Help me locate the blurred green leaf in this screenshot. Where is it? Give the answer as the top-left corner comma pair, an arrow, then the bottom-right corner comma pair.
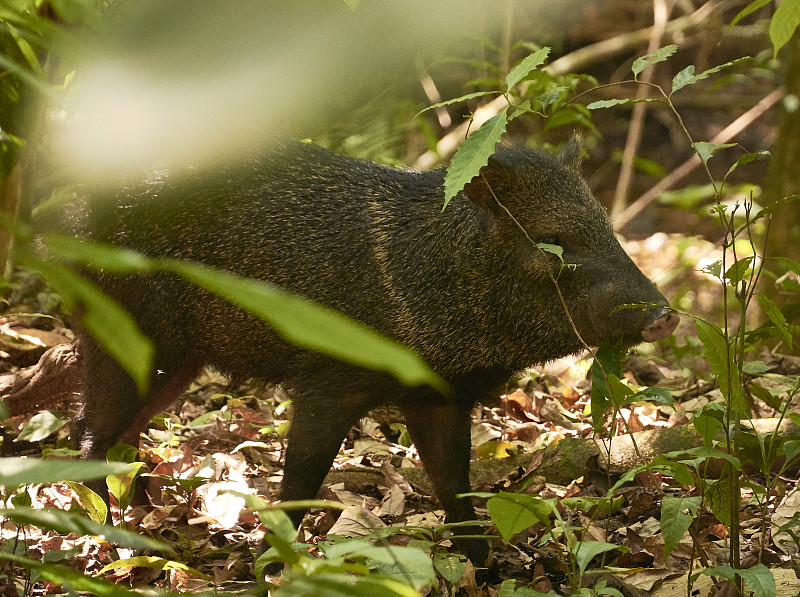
99,556 -> 205,577
21,259 -> 154,394
166,260 -> 448,394
758,293 -> 793,348
0,457 -> 131,487
729,0 -> 772,28
0,507 -> 168,551
0,553 -> 141,597
770,0 -> 800,57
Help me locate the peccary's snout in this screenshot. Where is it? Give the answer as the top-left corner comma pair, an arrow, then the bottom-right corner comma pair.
641,308 -> 680,342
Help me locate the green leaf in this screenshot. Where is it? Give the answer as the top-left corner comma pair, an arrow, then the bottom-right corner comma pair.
672,58 -> 751,94
0,553 -> 141,597
107,462 -> 146,512
586,98 -> 661,110
694,319 -> 746,415
258,508 -> 299,543
773,256 -> 800,274
66,481 -> 109,524
486,493 -> 554,542
44,234 -> 152,274
608,374 -> 635,405
414,91 -> 499,117
737,563 -> 776,597
535,86 -> 567,111
730,0 -> 773,28
506,47 -> 550,89
0,457 -> 132,487
587,98 -> 632,110
23,259 -> 154,395
660,496 -> 701,558
783,440 -> 800,466
573,541 -> 622,575
724,255 -> 754,285
693,409 -> 724,446
590,339 -> 625,430
433,550 -> 465,584
99,556 -> 206,578
166,260 -> 448,394
694,142 -> 736,164
626,386 -> 674,408
537,242 -> 563,260
671,65 -> 697,94
323,543 -> 436,589
443,109 -> 509,207
770,0 -> 800,57
757,293 -> 793,348
705,476 -> 733,528
724,151 -> 770,181
0,508 -> 169,551
632,44 -> 677,77
696,565 -> 735,582
16,411 -> 67,442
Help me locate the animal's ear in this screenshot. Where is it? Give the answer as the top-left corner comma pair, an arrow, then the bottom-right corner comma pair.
557,136 -> 583,173
462,153 -> 511,211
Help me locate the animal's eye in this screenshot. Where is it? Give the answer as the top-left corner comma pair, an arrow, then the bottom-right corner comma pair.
537,235 -> 560,247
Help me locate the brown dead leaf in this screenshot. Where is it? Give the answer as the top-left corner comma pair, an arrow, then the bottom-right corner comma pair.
503,389 -> 533,420
626,409 -> 644,432
380,461 -> 414,494
561,385 -> 581,407
378,484 -> 406,517
327,506 -> 386,537
505,422 -> 542,444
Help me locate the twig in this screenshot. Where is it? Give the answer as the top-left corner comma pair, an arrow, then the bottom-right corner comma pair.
611,0 -> 672,219
616,88 -> 783,229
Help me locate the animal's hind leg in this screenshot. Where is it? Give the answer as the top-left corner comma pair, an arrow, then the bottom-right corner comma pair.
73,338 -> 202,461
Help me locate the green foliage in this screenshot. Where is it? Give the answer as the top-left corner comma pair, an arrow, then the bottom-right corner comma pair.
589,339 -> 625,431
18,233 -> 449,395
0,456 -> 174,595
443,109 -> 508,208
694,319 -> 746,416
769,0 -> 800,57
21,257 -> 155,394
0,507 -> 168,552
16,410 -> 67,442
0,456 -> 129,486
252,505 -> 437,595
694,564 -> 776,597
631,44 -> 677,78
505,47 -> 550,89
486,492 -> 554,542
0,554 -> 144,597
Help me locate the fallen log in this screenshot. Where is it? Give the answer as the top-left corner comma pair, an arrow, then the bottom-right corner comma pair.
0,343 -> 82,417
